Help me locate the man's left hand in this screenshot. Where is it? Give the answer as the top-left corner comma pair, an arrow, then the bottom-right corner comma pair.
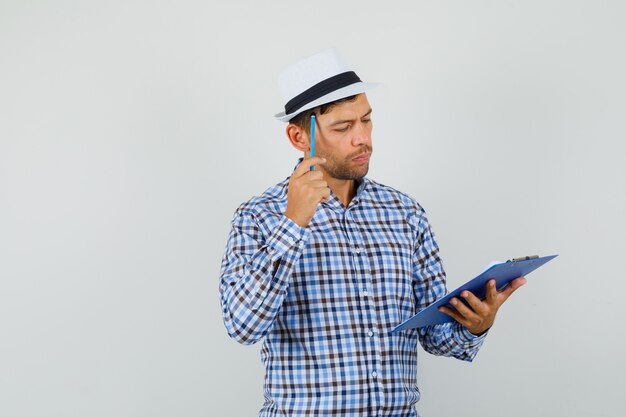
438,277 -> 527,336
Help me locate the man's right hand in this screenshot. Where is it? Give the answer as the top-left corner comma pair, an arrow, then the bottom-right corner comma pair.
284,157 -> 330,228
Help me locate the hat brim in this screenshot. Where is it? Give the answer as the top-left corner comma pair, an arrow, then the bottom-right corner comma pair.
274,81 -> 380,122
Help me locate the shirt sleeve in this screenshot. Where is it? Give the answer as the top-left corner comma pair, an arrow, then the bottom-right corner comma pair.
409,206 -> 488,362
219,208 -> 310,345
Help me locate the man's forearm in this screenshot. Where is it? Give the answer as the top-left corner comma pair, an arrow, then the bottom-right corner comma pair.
220,213 -> 310,345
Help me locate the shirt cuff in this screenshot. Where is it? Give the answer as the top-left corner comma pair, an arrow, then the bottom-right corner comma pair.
265,215 -> 310,261
456,323 -> 489,346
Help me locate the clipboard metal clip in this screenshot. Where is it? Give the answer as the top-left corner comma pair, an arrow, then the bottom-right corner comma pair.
508,255 -> 539,262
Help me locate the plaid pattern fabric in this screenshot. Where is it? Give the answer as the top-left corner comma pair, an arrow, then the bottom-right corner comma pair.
220,161 -> 487,417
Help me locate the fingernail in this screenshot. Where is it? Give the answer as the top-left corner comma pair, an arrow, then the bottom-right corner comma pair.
451,298 -> 457,305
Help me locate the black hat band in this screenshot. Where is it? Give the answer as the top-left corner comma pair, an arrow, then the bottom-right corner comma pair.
284,71 -> 361,115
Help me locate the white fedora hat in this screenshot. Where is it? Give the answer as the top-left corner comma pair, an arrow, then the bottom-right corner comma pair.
274,48 -> 379,122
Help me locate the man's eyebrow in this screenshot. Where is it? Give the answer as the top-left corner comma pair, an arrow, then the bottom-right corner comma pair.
329,108 -> 373,126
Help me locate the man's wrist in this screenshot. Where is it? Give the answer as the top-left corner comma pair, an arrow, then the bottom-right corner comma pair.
284,209 -> 308,228
469,327 -> 490,337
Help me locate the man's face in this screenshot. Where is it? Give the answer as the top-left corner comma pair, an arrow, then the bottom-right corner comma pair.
311,93 -> 373,181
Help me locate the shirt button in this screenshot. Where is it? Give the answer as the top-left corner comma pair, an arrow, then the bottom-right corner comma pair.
363,289 -> 368,297
367,330 -> 374,337
371,371 -> 378,378
354,246 -> 361,254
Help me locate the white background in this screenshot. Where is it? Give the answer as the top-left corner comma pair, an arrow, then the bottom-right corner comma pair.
1,1 -> 624,416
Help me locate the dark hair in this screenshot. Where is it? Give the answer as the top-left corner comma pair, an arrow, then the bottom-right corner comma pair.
289,94 -> 359,132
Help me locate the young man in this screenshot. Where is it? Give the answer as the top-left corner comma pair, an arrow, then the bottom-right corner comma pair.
219,49 -> 526,416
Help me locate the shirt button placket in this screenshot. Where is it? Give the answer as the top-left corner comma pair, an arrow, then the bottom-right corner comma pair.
346,209 -> 382,407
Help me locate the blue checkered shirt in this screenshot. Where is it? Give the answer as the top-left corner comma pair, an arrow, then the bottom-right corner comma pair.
219,162 -> 487,417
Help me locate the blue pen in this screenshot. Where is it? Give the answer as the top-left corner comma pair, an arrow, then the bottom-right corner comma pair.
310,114 -> 316,170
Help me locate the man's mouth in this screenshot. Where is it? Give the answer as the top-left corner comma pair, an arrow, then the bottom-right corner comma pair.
352,153 -> 370,163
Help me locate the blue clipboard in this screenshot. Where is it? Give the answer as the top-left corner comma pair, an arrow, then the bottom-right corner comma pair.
391,254 -> 558,333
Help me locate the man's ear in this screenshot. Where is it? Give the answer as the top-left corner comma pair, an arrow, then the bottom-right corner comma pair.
286,123 -> 309,153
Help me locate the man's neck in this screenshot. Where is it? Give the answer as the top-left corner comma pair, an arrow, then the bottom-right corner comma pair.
324,175 -> 357,208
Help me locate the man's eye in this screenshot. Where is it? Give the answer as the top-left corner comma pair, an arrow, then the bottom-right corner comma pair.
335,125 -> 350,132
362,118 -> 371,123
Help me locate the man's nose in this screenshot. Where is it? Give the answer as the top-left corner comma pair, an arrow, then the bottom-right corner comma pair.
351,122 -> 371,146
